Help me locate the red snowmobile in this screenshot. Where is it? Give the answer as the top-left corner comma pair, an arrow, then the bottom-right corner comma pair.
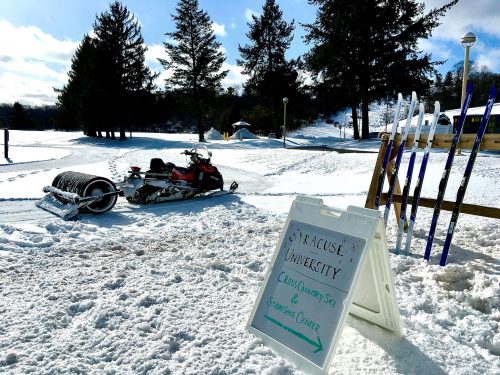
37,146 -> 238,219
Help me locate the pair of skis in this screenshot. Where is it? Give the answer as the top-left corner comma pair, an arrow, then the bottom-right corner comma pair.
383,92 -> 419,225
423,82 -> 473,261
377,87 -> 496,261
375,91 -> 435,254
436,85 -> 496,265
394,101 -> 440,255
382,84 -> 495,263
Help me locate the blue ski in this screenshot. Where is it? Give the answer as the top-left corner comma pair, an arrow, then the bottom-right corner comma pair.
424,82 -> 473,261
440,85 -> 496,266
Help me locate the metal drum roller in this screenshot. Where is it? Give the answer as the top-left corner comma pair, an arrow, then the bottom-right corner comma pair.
51,171 -> 118,214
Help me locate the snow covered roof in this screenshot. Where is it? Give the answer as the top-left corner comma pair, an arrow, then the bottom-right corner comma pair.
444,102 -> 500,117
232,120 -> 251,127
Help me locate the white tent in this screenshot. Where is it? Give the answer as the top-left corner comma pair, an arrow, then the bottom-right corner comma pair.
232,120 -> 251,128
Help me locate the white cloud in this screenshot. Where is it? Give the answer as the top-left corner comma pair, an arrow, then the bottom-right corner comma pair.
425,0 -> 500,41
0,21 -> 78,105
475,47 -> 500,72
221,62 -> 248,89
245,9 -> 259,22
418,39 -> 452,61
212,22 -> 227,37
145,44 -> 170,89
145,44 -> 168,65
0,21 -> 77,66
418,1 -> 500,73
0,72 -> 59,106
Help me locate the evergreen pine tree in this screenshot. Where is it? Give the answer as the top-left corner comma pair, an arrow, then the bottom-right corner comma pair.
237,0 -> 299,135
304,0 -> 458,139
56,2 -> 155,139
56,35 -> 99,135
10,102 -> 32,130
162,0 -> 228,142
93,1 -> 156,140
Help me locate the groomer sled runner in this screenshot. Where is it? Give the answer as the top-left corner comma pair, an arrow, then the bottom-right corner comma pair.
36,145 -> 238,220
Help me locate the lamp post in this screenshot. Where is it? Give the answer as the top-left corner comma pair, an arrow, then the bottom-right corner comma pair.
282,97 -> 289,148
458,32 -> 476,155
460,32 -> 476,106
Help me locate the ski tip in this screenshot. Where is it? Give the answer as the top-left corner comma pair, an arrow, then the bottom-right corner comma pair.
229,181 -> 238,192
434,101 -> 440,113
411,91 -> 417,101
466,81 -> 473,91
397,93 -> 403,102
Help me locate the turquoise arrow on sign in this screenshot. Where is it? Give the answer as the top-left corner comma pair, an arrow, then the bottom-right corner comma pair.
264,314 -> 323,353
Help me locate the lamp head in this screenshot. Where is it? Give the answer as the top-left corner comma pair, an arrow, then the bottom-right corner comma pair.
461,32 -> 476,48
283,97 -> 289,104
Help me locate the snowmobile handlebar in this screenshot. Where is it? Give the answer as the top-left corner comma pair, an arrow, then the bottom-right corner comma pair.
181,148 -> 212,164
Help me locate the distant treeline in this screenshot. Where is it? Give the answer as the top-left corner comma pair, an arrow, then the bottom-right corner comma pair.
0,103 -> 57,131
3,64 -> 497,134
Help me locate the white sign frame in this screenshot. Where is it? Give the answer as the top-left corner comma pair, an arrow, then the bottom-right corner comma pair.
247,196 -> 401,375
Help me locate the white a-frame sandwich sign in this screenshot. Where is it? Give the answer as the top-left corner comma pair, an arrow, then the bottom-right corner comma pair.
247,196 -> 402,375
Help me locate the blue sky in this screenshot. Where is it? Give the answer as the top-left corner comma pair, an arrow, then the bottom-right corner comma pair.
0,0 -> 499,106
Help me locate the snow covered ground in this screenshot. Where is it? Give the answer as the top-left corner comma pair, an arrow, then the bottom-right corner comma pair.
0,123 -> 498,374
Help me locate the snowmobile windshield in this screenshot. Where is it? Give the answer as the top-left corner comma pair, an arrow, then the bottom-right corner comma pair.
191,145 -> 211,162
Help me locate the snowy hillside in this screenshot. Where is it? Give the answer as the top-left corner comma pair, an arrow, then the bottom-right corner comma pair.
0,127 -> 498,374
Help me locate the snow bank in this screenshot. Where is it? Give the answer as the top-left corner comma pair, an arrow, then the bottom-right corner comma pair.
205,127 -> 224,140
229,128 -> 258,140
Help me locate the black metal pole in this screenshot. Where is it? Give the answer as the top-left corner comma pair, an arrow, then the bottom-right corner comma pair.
4,129 -> 8,159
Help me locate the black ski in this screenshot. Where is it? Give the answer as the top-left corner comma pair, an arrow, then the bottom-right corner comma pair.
439,85 -> 496,266
423,82 -> 473,260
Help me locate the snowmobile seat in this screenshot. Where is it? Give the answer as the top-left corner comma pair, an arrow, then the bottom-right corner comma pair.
150,158 -> 167,172
146,158 -> 173,178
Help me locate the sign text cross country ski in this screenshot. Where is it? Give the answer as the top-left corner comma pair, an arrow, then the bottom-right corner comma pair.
247,196 -> 401,375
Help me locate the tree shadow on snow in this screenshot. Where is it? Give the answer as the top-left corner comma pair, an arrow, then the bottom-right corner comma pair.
71,135 -> 199,151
